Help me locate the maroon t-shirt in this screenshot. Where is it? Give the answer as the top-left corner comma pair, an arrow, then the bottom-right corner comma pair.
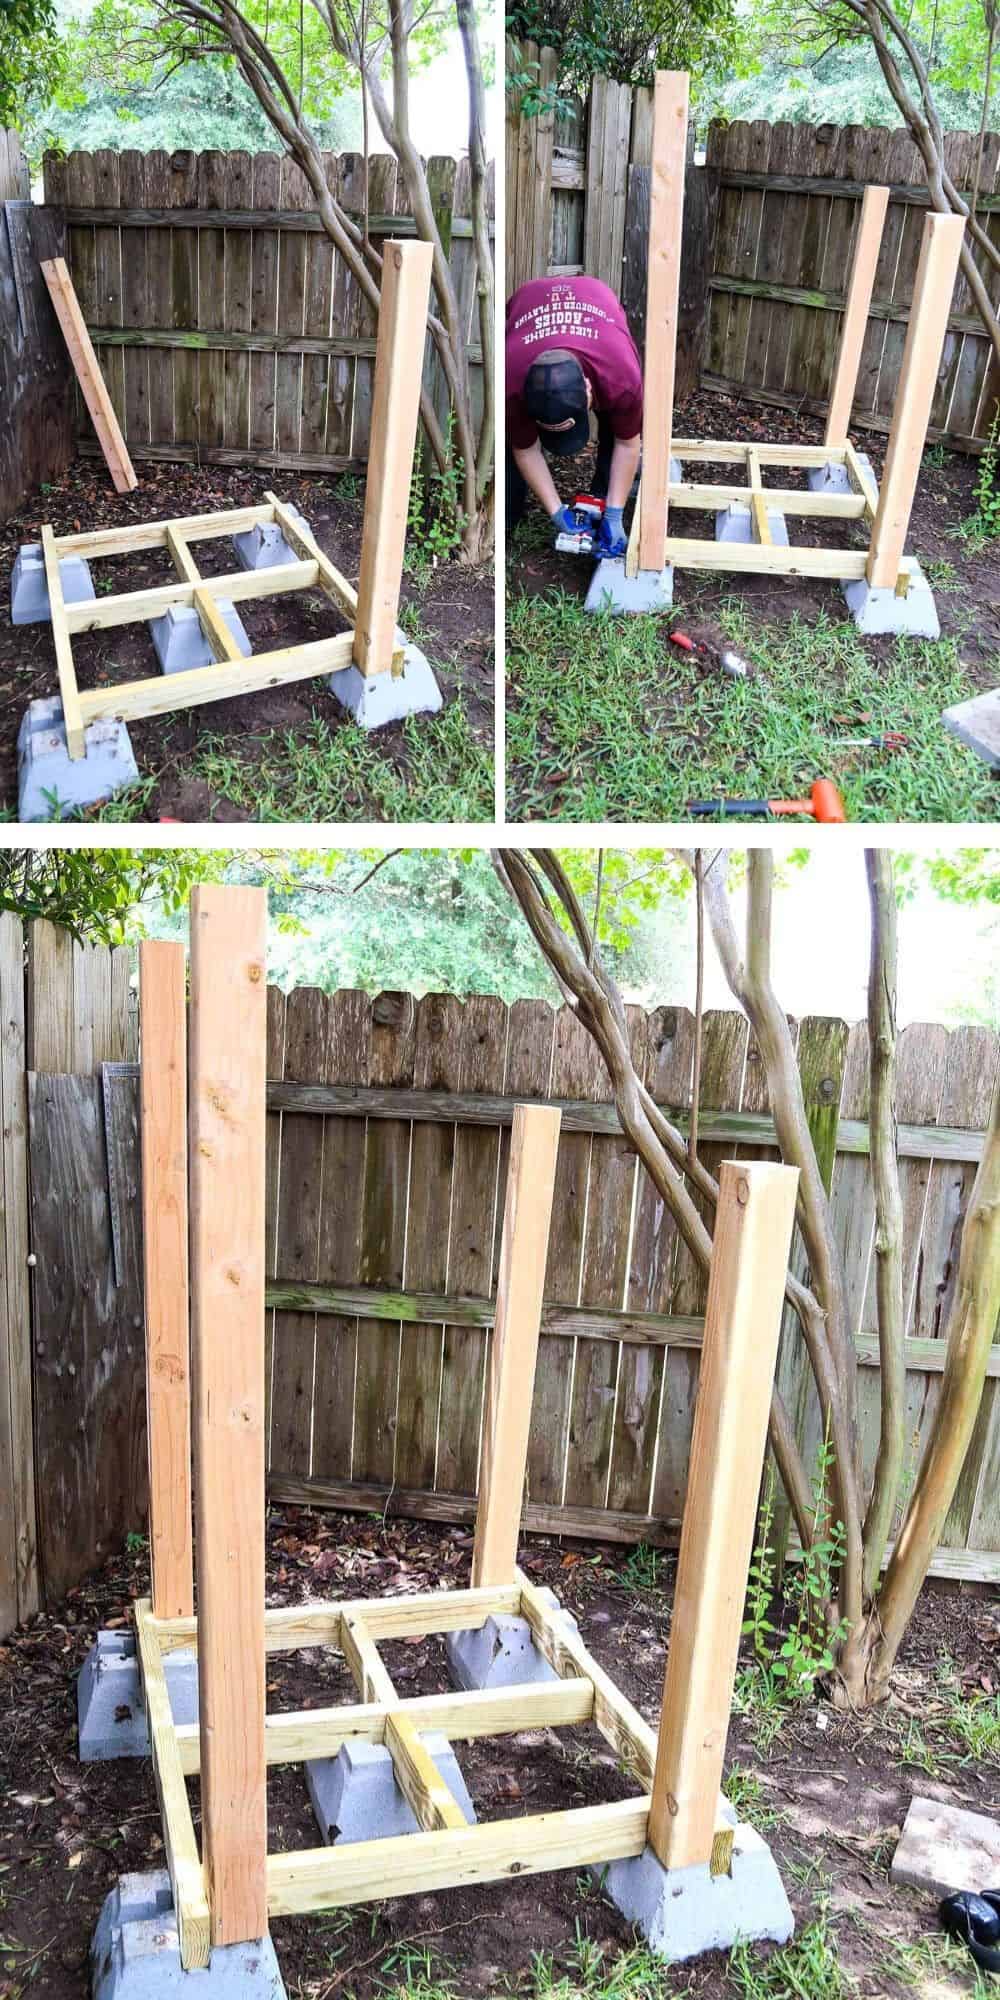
506,278 -> 643,451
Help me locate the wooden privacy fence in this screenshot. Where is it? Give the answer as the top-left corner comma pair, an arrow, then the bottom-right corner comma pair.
0,134 -> 73,520
704,119 -> 1000,453
0,917 -> 137,1633
5,919 -> 999,1630
39,148 -> 493,477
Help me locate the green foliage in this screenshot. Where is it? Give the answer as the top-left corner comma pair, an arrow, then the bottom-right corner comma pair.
741,1441 -> 850,1703
20,0 -> 447,164
0,850 -> 228,944
507,0 -> 740,95
35,53 -> 361,161
957,400 -> 1000,550
705,0 -> 999,133
407,421 -> 468,580
619,1542 -> 665,1593
0,0 -> 66,129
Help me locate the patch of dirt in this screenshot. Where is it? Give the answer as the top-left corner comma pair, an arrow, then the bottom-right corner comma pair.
509,388 -> 1000,686
0,460 -> 493,823
2,1512 -> 997,1998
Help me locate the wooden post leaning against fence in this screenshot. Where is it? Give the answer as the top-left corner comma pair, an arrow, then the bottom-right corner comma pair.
190,887 -> 268,1947
866,212 -> 965,591
140,940 -> 194,1622
352,240 -> 435,679
472,1104 -> 563,1588
824,184 -> 890,450
648,1160 -> 799,1872
637,70 -> 689,574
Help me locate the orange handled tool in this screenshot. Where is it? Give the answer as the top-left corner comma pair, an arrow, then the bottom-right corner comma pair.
687,780 -> 846,822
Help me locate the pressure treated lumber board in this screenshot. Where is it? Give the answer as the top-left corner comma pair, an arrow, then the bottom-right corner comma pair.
266,1799 -> 651,1915
173,1678 -> 596,1775
189,886 -> 268,1949
139,942 -> 193,1621
40,257 -> 137,492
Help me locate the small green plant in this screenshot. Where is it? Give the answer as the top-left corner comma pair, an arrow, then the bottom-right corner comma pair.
336,471 -> 359,499
406,419 -> 467,577
125,1530 -> 147,1553
957,399 -> 1000,546
620,1542 -> 663,1594
741,1433 -> 850,1703
924,440 -> 948,469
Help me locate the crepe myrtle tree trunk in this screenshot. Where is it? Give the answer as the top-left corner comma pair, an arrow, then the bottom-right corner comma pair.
494,846 -> 1000,1709
153,0 -> 493,558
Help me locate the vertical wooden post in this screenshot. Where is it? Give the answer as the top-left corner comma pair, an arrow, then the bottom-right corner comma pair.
648,1160 -> 799,1872
352,238 -> 434,678
472,1104 -> 562,1589
140,940 -> 194,1622
866,211 -> 965,590
824,185 -> 889,450
190,886 -> 268,1947
637,70 -> 688,573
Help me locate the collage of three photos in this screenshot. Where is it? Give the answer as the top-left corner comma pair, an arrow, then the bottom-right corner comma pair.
1,1 -> 1000,1998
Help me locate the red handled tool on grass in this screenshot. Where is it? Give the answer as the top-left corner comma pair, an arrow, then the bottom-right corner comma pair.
687,779 -> 847,822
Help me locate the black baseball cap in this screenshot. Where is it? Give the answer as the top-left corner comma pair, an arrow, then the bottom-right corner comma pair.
522,349 -> 590,454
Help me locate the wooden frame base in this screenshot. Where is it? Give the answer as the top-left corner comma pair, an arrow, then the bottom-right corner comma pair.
135,1571 -> 734,1968
626,437 -> 918,592
43,494 -> 400,760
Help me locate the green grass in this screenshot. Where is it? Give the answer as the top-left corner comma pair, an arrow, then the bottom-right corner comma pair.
505,588 -> 997,823
728,1909 -> 850,2000
87,698 -> 493,824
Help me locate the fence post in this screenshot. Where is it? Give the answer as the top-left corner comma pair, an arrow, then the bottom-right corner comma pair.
648,1160 -> 799,1870
190,887 -> 268,1946
0,913 -> 37,1632
352,239 -> 435,679
638,71 -> 689,573
824,185 -> 890,449
140,941 -> 194,1621
866,211 -> 965,590
472,1104 -> 562,1588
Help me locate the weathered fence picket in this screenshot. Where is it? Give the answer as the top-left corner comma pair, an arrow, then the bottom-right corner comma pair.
1,917 -> 998,1629
39,146 -> 492,476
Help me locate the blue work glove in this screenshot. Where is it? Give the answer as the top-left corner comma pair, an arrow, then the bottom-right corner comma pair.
595,513 -> 627,559
551,505 -> 580,541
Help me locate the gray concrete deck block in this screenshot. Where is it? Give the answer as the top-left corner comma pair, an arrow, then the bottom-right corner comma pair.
11,543 -> 96,625
585,559 -> 674,614
78,1630 -> 199,1761
149,600 -> 251,674
806,453 -> 877,497
715,501 -> 790,547
445,1588 -> 579,1692
598,1816 -> 794,1963
92,1872 -> 286,1999
328,640 -> 443,728
941,686 -> 1000,767
232,505 -> 311,570
306,1733 -> 476,1845
842,567 -> 940,639
17,697 -> 139,821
